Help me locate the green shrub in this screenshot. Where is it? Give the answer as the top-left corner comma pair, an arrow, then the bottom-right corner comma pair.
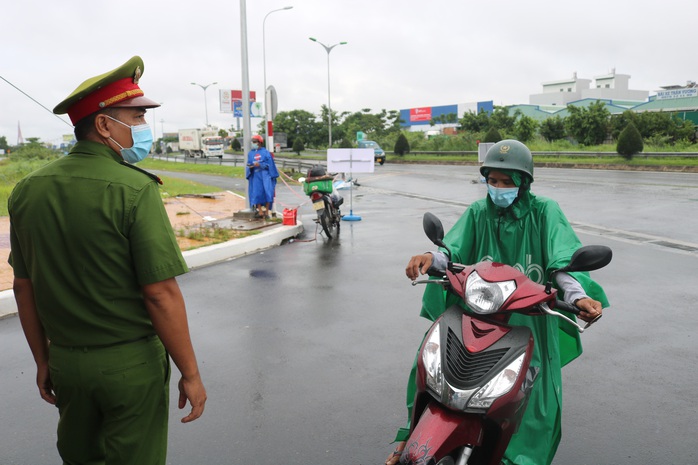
616,122 -> 644,160
394,133 -> 410,156
292,138 -> 305,155
483,127 -> 502,143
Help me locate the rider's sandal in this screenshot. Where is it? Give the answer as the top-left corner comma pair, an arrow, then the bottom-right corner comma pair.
385,441 -> 405,465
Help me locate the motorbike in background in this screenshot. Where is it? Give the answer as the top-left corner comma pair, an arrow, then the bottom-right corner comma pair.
299,165 -> 344,239
399,212 -> 612,465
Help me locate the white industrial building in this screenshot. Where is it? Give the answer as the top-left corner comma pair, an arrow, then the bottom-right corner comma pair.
529,69 -> 649,106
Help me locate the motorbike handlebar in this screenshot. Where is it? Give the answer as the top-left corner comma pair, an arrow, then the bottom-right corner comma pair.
554,299 -> 581,315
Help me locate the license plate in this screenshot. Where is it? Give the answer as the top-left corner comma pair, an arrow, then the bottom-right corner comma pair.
312,200 -> 324,211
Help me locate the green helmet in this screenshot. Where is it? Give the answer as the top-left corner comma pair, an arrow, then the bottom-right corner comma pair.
480,139 -> 534,182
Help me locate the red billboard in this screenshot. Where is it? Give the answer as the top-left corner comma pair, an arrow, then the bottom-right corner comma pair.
230,90 -> 256,102
410,107 -> 432,122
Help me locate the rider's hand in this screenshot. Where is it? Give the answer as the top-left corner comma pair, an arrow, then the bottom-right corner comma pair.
574,297 -> 603,322
406,253 -> 433,280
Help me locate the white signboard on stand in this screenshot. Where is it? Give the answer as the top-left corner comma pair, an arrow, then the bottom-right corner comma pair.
327,148 -> 374,221
327,148 -> 375,173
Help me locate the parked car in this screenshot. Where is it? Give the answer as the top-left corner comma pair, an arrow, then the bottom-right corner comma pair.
357,140 -> 386,165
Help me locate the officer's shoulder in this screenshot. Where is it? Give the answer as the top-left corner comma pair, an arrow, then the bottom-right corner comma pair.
119,162 -> 163,186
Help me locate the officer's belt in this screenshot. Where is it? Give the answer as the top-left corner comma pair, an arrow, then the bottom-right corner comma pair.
51,334 -> 158,350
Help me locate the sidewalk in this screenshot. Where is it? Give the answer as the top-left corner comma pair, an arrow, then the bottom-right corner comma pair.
0,191 -> 304,319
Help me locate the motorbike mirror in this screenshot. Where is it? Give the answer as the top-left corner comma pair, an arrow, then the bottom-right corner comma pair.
298,177 -> 306,183
558,245 -> 613,273
423,213 -> 448,250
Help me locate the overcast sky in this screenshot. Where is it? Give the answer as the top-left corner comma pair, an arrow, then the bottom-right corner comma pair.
2,0 -> 695,145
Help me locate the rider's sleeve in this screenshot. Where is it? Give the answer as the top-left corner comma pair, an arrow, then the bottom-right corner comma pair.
555,272 -> 587,304
426,251 -> 448,274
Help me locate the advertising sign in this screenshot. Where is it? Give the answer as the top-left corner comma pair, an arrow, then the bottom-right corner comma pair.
410,107 -> 432,122
220,90 -> 257,113
656,88 -> 698,100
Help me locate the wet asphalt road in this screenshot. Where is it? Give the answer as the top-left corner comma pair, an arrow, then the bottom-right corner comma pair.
1,165 -> 697,464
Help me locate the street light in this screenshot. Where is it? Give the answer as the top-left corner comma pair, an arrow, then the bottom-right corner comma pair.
263,6 -> 293,148
191,82 -> 218,127
309,37 -> 347,148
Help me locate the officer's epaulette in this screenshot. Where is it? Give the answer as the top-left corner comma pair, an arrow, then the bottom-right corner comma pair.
120,161 -> 163,185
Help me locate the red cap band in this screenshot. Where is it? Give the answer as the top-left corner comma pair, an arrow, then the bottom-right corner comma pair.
67,77 -> 145,125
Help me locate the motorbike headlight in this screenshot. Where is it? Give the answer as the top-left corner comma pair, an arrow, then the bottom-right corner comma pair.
465,272 -> 516,314
422,325 -> 443,395
467,353 -> 525,409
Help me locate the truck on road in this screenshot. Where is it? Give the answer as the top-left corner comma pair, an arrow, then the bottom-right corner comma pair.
178,128 -> 225,158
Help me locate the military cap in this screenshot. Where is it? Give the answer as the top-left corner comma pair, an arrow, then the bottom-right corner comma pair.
53,56 -> 160,125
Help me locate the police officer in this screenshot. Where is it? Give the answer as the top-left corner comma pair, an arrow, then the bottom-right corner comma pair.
9,56 -> 207,464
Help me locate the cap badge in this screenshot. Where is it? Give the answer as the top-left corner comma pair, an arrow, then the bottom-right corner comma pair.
499,145 -> 511,154
133,66 -> 142,84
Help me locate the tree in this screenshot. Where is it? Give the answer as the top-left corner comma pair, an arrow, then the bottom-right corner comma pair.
483,127 -> 502,143
490,106 -> 516,133
292,138 -> 305,155
231,138 -> 242,152
513,115 -> 539,142
564,101 -> 610,145
430,113 -> 458,127
539,116 -> 566,142
394,133 -> 410,156
273,109 -> 324,148
616,122 -> 644,160
459,109 -> 490,132
336,108 -> 403,146
0,136 -> 8,152
9,139 -> 60,161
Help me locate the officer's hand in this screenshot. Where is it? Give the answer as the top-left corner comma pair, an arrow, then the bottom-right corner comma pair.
37,364 -> 56,405
406,253 -> 433,281
575,298 -> 603,322
178,375 -> 207,423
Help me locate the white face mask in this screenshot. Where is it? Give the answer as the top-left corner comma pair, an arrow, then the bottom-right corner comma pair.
106,115 -> 153,163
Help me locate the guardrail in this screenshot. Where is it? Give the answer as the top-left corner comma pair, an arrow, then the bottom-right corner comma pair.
153,150 -> 698,167
153,153 -> 322,172
404,150 -> 698,158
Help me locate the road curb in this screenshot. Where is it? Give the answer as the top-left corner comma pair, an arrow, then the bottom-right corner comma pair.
0,220 -> 304,320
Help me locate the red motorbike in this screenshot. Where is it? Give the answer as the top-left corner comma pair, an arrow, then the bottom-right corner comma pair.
400,213 -> 612,465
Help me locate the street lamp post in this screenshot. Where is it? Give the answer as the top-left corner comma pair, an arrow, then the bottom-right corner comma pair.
263,6 -> 293,149
191,82 -> 218,127
309,38 -> 347,148
150,102 -> 163,142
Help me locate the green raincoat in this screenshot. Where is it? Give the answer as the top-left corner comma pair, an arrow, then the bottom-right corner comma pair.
396,189 -> 608,465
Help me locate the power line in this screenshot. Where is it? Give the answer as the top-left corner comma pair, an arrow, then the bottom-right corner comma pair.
0,75 -> 73,128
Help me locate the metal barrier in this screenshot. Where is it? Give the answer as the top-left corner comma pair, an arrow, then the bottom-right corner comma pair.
153,153 -> 323,172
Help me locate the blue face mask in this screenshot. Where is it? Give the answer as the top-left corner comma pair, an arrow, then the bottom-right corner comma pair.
251,143 -> 259,150
107,116 -> 153,164
487,185 -> 519,208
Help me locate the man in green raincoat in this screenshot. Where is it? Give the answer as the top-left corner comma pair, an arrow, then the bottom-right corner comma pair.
386,140 -> 609,465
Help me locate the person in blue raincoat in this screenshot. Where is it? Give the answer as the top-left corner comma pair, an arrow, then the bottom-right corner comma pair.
245,134 -> 279,219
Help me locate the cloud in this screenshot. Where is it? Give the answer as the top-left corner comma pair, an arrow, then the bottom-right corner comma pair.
2,0 -> 696,144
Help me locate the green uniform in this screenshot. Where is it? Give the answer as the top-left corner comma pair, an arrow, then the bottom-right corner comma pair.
8,140 -> 188,464
396,190 -> 608,465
